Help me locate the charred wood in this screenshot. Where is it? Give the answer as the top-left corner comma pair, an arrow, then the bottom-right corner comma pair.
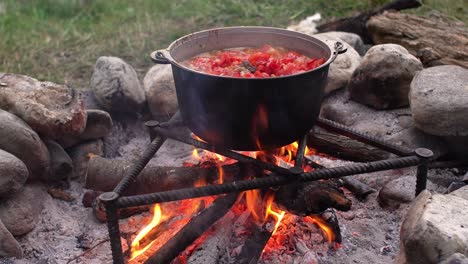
304,157 -> 375,199
307,127 -> 391,162
144,193 -> 239,264
85,156 -> 261,195
317,0 -> 421,43
320,209 -> 342,244
235,216 -> 276,264
275,181 -> 352,215
186,212 -> 236,264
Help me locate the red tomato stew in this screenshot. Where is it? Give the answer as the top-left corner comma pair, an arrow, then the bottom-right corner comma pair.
182,45 -> 326,78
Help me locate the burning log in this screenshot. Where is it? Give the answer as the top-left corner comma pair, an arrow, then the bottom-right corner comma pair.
275,181 -> 352,215
316,0 -> 422,43
305,157 -> 375,198
235,216 -> 276,264
186,211 -> 237,264
144,193 -> 239,264
307,127 -> 390,162
85,156 -> 261,195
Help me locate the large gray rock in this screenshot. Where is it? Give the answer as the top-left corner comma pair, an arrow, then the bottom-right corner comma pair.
440,253 -> 468,264
409,65 -> 468,137
398,191 -> 468,264
0,184 -> 47,236
0,150 -> 28,198
0,219 -> 22,258
0,73 -> 87,139
143,64 -> 178,121
313,34 -> 362,95
378,176 -> 437,208
0,109 -> 49,180
348,44 -> 423,109
90,56 -> 146,113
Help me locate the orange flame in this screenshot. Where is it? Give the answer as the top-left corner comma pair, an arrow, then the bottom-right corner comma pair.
245,190 -> 262,221
130,204 -> 163,260
264,193 -> 285,234
217,165 -> 224,184
305,215 -> 335,243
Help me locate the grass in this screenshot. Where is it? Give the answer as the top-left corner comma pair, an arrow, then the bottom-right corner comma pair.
0,0 -> 466,87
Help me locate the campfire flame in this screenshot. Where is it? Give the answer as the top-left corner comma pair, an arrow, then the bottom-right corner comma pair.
130,204 -> 162,260
129,134 -> 334,262
305,215 -> 335,243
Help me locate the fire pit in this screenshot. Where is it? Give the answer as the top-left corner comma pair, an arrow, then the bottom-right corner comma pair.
98,111 -> 433,264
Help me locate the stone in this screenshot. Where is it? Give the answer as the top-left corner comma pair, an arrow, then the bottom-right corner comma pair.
90,56 -> 146,113
378,176 -> 437,208
67,140 -> 103,180
44,140 -> 73,182
409,65 -> 468,137
313,34 -> 362,95
0,184 -> 47,236
0,109 -> 49,180
0,219 -> 22,258
58,109 -> 113,148
440,253 -> 468,264
389,127 -> 448,158
143,64 -> 178,121
317,31 -> 366,55
348,44 -> 423,109
398,191 -> 468,264
0,73 -> 87,139
451,185 -> 468,201
0,150 -> 28,198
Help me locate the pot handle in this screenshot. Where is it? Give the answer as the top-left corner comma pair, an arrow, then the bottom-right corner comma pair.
329,42 -> 347,63
150,49 -> 170,64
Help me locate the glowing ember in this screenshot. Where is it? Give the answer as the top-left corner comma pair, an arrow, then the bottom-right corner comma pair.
130,204 -> 162,260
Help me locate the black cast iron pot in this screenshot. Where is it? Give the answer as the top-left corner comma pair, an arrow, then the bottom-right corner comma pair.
151,26 -> 346,151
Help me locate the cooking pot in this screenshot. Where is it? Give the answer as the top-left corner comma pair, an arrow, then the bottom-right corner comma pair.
151,26 -> 346,150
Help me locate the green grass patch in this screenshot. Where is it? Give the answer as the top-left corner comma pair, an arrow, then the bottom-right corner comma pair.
0,0 -> 465,87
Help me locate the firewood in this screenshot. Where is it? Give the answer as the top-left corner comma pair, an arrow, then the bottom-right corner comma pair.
144,193 -> 239,264
307,127 -> 390,162
235,216 -> 276,264
317,0 -> 421,43
367,12 -> 468,68
304,157 -> 375,199
275,181 -> 352,215
85,156 -> 262,195
186,212 -> 236,264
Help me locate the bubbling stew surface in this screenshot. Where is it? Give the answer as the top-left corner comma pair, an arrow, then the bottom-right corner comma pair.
182,45 -> 326,78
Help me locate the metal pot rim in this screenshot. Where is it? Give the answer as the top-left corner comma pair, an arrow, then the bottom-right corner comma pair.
153,26 -> 345,80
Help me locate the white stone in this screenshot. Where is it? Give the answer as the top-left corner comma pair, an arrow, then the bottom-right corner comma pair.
313,34 -> 362,95
398,191 -> 468,264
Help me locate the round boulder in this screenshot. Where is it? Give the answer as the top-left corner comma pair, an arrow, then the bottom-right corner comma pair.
348,44 -> 423,109
317,31 -> 366,55
90,56 -> 146,113
143,64 -> 178,121
409,65 -> 468,136
313,34 -> 362,95
0,150 -> 28,198
0,109 -> 50,180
